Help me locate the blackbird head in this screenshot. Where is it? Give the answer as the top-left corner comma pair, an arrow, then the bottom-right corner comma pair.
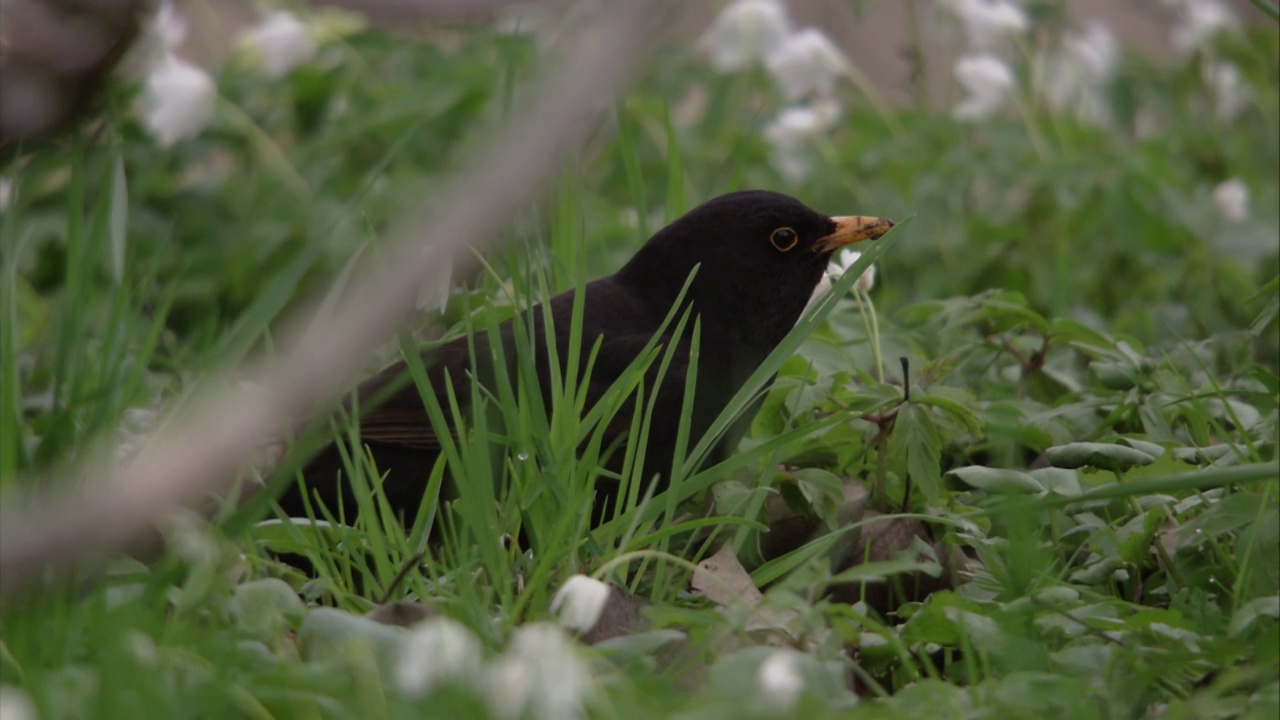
617,190 -> 893,346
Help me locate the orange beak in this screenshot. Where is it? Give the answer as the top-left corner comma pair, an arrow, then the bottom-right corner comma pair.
813,215 -> 895,253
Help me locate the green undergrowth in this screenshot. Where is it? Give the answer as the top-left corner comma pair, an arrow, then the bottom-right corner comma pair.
1,13 -> 1277,720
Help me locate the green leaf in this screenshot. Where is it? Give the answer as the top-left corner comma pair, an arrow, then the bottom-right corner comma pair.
1028,467 -> 1081,496
1049,317 -> 1114,348
915,391 -> 982,437
971,290 -> 1049,334
1228,596 -> 1280,637
1115,437 -> 1166,460
298,607 -> 405,675
791,468 -> 844,508
947,466 -> 1044,494
1045,442 -> 1158,471
230,578 -> 307,641
893,403 -> 943,505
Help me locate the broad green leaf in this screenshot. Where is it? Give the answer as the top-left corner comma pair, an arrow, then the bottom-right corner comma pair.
1228,596 -> 1280,637
1045,442 -> 1157,471
1115,437 -> 1166,459
946,466 -> 1044,494
1028,467 -> 1082,496
893,403 -> 943,505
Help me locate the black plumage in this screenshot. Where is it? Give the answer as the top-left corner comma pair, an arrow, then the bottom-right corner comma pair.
280,190 -> 893,525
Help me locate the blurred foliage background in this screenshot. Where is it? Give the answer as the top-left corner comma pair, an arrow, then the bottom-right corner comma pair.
1,1 -> 1277,718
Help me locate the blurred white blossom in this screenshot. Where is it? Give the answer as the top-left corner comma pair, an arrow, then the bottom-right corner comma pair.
396,617 -> 483,698
1065,24 -> 1120,81
699,0 -> 793,73
126,630 -> 158,667
762,97 -> 842,182
486,623 -> 594,720
132,0 -> 214,145
153,1 -> 188,48
952,54 -> 1015,121
1204,62 -> 1250,123
142,52 -> 217,146
0,686 -> 36,720
550,575 -> 610,634
757,649 -> 805,710
241,11 -> 318,80
120,1 -> 189,75
1040,23 -> 1118,125
764,98 -> 842,144
1170,0 -> 1239,57
944,0 -> 1029,51
764,28 -> 851,100
1213,178 -> 1249,223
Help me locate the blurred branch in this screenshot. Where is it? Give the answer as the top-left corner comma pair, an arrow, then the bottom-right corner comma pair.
0,0 -> 682,600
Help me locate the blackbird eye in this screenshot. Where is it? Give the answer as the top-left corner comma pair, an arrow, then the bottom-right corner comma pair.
769,227 -> 798,252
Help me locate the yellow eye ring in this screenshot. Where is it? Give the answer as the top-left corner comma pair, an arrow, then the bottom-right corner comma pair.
770,227 -> 798,252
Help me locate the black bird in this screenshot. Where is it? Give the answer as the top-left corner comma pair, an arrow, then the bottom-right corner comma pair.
281,190 -> 893,526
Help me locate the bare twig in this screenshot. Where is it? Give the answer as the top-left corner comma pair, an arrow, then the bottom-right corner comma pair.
0,0 -> 681,599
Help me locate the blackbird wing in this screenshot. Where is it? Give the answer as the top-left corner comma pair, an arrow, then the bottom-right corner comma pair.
293,278 -> 692,522
347,275 -> 674,454
349,338 -> 474,451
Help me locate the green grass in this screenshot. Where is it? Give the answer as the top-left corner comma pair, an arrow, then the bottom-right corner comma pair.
2,13 -> 1278,720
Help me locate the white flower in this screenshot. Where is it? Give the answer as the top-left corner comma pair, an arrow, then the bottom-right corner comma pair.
952,53 -> 1015,121
757,649 -> 805,710
396,617 -> 483,698
126,630 -> 158,667
1204,62 -> 1250,123
762,97 -> 842,182
764,28 -> 851,100
120,2 -> 190,76
486,623 -> 594,720
153,1 -> 188,49
142,52 -> 216,146
1213,178 -> 1248,223
699,0 -> 793,73
945,0 -> 1029,51
1066,24 -> 1119,82
1039,23 -> 1118,124
242,11 -> 318,80
1171,0 -> 1238,57
836,248 -> 877,294
0,686 -> 37,720
550,575 -> 610,634
806,248 -> 876,309
764,98 -> 842,146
